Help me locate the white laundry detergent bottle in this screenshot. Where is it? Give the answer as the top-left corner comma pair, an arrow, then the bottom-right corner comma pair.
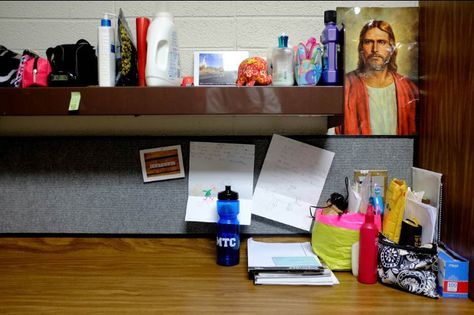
146,12 -> 181,86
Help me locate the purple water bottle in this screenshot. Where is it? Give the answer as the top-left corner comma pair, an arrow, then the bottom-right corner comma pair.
216,186 -> 240,266
320,10 -> 341,85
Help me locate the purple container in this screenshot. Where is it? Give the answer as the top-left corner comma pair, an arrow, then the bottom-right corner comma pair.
320,10 -> 341,85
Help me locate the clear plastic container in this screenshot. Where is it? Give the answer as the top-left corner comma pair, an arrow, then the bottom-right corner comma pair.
272,34 -> 294,86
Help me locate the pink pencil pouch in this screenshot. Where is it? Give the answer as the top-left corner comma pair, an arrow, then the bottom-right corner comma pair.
22,56 -> 52,87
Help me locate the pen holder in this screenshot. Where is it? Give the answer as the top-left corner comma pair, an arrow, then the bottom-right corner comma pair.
295,59 -> 322,86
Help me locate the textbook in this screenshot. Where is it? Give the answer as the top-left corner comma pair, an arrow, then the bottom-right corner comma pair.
247,238 -> 339,285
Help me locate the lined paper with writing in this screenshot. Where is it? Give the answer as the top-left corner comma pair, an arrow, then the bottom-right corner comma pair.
252,135 -> 334,231
185,141 -> 255,225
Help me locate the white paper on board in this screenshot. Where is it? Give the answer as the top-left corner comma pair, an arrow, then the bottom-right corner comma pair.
185,141 -> 255,225
252,135 -> 335,231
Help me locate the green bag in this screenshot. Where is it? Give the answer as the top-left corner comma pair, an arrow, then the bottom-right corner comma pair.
311,209 -> 382,270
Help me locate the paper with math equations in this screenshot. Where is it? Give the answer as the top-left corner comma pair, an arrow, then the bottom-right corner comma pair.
252,134 -> 335,231
185,141 -> 255,225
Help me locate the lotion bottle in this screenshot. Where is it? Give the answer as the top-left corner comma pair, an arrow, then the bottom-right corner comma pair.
98,13 -> 116,87
271,33 -> 294,86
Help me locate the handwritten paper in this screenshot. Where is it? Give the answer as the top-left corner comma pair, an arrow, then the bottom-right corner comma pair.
185,141 -> 255,225
252,134 -> 335,231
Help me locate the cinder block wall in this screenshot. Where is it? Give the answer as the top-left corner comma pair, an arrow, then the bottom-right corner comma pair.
0,0 -> 418,79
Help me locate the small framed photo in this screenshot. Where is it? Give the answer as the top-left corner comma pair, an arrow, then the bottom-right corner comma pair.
140,145 -> 185,182
194,51 -> 249,86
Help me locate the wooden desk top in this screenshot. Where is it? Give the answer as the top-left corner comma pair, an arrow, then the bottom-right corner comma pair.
0,236 -> 472,314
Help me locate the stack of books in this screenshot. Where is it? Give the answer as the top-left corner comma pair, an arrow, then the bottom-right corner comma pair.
247,238 -> 339,286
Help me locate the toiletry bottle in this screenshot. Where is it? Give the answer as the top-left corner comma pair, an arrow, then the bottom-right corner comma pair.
374,184 -> 385,216
320,10 -> 341,85
216,186 -> 240,266
98,13 -> 116,87
146,12 -> 181,86
272,34 -> 294,86
358,203 -> 379,284
136,17 -> 151,86
351,241 -> 359,277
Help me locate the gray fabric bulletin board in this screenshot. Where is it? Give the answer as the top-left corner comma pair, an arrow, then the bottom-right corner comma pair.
0,136 -> 413,235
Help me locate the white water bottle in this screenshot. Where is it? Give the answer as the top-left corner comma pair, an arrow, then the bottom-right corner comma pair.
146,12 -> 181,86
98,13 -> 116,87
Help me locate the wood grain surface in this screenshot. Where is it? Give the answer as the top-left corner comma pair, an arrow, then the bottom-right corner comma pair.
0,237 -> 472,314
418,1 -> 474,299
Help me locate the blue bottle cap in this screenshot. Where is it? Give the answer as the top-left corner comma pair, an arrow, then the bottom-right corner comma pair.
101,14 -> 112,27
374,185 -> 381,194
278,34 -> 289,48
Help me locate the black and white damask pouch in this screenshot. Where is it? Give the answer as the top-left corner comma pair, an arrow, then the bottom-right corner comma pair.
378,233 -> 439,298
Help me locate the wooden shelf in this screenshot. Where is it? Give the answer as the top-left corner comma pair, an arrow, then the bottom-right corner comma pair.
0,86 -> 343,116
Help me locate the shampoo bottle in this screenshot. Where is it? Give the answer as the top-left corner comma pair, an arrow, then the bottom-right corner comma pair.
146,12 -> 181,86
98,13 -> 116,87
358,203 -> 379,284
271,34 -> 294,86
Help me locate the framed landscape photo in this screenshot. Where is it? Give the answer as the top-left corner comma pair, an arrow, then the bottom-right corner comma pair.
140,145 -> 185,183
193,51 -> 249,86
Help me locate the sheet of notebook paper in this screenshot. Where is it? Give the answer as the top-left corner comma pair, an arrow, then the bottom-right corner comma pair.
185,141 -> 255,225
252,135 -> 334,231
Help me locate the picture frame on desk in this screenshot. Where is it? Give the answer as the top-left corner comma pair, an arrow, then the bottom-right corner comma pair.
139,145 -> 185,183
193,51 -> 249,86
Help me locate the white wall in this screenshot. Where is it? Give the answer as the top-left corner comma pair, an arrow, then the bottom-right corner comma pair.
0,1 -> 418,136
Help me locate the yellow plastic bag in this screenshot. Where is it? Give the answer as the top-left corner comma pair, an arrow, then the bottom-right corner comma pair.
311,209 -> 382,270
382,178 -> 408,243
311,223 -> 359,270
